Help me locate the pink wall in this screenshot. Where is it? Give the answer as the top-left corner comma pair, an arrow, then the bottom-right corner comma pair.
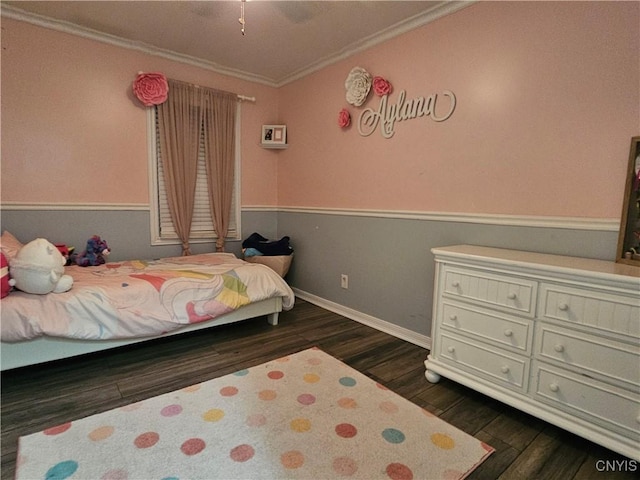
2,2 -> 639,220
1,18 -> 280,206
277,1 -> 639,219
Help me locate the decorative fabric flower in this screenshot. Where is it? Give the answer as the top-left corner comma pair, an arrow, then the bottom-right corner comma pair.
338,108 -> 351,128
345,67 -> 372,107
133,72 -> 169,106
372,76 -> 393,96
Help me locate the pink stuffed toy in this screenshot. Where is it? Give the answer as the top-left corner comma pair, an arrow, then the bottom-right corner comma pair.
0,252 -> 10,298
55,244 -> 75,266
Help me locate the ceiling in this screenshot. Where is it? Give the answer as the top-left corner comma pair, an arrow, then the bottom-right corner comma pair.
2,1 -> 471,86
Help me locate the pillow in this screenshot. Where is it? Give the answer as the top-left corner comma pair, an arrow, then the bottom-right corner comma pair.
0,231 -> 24,262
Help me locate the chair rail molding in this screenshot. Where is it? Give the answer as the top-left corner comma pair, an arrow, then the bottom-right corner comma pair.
1,202 -> 149,211
274,206 -> 619,232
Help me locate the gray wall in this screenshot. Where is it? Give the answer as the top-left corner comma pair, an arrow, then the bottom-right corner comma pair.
1,207 -> 619,338
277,211 -> 619,337
0,208 -> 278,261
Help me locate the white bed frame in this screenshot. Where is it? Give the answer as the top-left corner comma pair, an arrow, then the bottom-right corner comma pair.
0,296 -> 282,371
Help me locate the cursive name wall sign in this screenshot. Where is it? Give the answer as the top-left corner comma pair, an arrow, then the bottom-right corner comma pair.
357,90 -> 456,138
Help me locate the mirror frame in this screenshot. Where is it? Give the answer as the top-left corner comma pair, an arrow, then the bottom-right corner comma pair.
616,136 -> 640,266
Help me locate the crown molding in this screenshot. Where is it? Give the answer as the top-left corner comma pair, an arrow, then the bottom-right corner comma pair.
1,2 -> 474,88
0,4 -> 278,87
277,1 -> 474,86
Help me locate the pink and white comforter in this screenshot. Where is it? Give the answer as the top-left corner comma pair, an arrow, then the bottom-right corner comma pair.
1,253 -> 294,342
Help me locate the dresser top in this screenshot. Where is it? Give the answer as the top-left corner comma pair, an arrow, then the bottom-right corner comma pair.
432,245 -> 640,280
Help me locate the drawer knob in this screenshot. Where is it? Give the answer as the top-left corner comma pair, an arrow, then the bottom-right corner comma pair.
549,383 -> 560,392
558,303 -> 569,311
447,346 -> 455,353
501,365 -> 510,374
449,314 -> 458,321
507,292 -> 517,300
554,344 -> 565,353
504,329 -> 513,337
452,281 -> 460,288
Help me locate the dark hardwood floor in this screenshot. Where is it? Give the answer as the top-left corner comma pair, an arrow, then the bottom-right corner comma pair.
1,299 -> 637,479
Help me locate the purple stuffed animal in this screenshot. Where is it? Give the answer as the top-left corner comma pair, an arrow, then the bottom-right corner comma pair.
73,235 -> 111,267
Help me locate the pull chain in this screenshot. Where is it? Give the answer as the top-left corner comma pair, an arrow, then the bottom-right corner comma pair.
239,0 -> 246,35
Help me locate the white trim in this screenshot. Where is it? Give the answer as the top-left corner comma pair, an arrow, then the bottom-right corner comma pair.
1,203 -> 620,232
1,5 -> 277,88
281,1 -> 473,86
1,2 -> 474,88
0,202 -> 149,211
293,288 -> 431,350
241,206 -> 280,213
147,107 -> 161,244
274,206 -> 619,232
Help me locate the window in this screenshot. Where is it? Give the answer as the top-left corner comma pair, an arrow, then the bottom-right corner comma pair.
148,105 -> 241,245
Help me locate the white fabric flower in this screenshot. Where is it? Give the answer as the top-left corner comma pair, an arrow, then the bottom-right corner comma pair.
345,67 -> 372,107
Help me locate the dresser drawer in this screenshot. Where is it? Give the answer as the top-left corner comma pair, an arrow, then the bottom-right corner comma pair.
430,246 -> 640,460
533,363 -> 640,440
438,333 -> 529,391
536,324 -> 640,389
442,301 -> 533,353
443,267 -> 536,316
539,283 -> 640,337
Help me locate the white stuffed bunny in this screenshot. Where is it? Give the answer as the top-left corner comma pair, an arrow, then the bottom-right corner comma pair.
9,238 -> 73,294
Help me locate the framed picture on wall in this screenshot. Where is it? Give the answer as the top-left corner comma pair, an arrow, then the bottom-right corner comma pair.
616,136 -> 640,266
261,125 -> 287,146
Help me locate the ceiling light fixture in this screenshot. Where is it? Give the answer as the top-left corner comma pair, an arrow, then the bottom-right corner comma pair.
239,0 -> 246,35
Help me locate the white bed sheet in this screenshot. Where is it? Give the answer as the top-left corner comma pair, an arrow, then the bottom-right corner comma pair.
1,253 -> 294,342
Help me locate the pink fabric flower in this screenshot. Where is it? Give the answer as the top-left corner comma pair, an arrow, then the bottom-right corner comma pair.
372,76 -> 393,96
133,72 -> 169,106
338,108 -> 351,128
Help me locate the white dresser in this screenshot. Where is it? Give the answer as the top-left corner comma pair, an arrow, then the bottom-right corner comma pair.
425,245 -> 640,460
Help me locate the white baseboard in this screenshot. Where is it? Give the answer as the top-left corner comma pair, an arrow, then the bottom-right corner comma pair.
292,288 -> 431,350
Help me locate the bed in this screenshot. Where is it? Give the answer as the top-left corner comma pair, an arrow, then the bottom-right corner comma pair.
0,252 -> 295,371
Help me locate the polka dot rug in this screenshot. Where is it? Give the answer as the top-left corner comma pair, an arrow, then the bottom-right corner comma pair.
16,347 -> 494,479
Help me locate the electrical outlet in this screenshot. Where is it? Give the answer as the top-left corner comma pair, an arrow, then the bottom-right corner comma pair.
341,274 -> 349,289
